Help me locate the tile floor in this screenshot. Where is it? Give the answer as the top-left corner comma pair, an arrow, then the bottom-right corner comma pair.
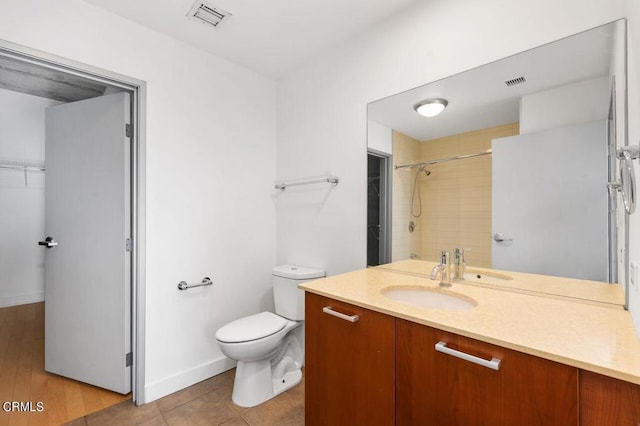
64,369 -> 305,425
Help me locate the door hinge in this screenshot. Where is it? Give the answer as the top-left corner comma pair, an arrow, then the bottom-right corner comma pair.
126,352 -> 133,367
125,123 -> 132,138
125,238 -> 132,252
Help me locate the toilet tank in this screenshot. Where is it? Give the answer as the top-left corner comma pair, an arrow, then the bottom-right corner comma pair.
272,265 -> 325,321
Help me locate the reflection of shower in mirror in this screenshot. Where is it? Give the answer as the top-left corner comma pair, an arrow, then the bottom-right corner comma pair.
411,165 -> 431,217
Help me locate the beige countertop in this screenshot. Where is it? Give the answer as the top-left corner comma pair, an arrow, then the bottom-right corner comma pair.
376,259 -> 626,307
299,261 -> 640,385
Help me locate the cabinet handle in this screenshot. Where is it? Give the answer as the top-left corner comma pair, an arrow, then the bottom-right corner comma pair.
435,341 -> 501,371
322,306 -> 359,323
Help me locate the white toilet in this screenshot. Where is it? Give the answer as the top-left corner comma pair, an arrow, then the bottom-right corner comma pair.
215,264 -> 325,407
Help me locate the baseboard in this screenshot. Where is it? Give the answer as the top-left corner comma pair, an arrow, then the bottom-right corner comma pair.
144,356 -> 236,403
0,292 -> 44,308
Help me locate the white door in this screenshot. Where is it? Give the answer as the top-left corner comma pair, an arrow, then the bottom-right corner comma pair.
492,121 -> 608,281
43,92 -> 131,394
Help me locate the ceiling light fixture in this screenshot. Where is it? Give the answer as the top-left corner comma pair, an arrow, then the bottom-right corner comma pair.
413,98 -> 448,117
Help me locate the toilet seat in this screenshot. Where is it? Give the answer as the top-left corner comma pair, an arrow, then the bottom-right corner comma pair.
216,312 -> 287,343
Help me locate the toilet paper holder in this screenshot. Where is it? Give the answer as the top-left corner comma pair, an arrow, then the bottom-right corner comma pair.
178,276 -> 213,291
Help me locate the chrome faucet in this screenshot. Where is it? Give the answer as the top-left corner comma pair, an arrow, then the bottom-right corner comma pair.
430,251 -> 451,287
453,248 -> 466,280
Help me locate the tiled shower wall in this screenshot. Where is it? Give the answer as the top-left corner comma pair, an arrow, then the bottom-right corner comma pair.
391,131 -> 422,261
392,123 -> 519,267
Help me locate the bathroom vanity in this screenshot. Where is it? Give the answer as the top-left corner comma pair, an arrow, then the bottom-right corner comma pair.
301,262 -> 640,425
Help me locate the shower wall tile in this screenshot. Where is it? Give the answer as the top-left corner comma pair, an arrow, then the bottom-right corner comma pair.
417,123 -> 519,267
391,123 -> 519,265
392,130 -> 422,261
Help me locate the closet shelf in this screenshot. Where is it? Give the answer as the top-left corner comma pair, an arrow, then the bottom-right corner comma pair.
0,159 -> 45,172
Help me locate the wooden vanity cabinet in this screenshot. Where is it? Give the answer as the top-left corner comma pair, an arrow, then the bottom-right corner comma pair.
395,319 -> 578,426
305,293 -> 640,425
305,292 -> 395,426
579,369 -> 640,425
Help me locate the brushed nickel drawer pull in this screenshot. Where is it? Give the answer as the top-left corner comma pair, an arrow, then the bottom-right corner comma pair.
322,306 -> 359,323
435,341 -> 501,370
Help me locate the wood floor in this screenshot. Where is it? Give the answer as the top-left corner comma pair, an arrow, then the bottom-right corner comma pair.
0,302 -> 130,426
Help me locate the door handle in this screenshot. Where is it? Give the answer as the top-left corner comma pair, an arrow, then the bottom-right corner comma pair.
493,233 -> 512,243
38,237 -> 58,248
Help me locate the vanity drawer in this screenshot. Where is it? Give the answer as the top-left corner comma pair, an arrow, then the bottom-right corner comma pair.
579,369 -> 640,425
396,319 -> 578,425
305,292 -> 395,426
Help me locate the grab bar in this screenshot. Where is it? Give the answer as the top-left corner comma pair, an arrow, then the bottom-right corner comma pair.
177,277 -> 213,291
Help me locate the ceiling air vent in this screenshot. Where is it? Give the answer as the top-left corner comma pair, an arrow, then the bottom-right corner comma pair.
187,1 -> 232,29
504,76 -> 526,87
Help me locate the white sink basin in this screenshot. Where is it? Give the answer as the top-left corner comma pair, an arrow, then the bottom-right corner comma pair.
463,269 -> 513,284
381,286 -> 477,310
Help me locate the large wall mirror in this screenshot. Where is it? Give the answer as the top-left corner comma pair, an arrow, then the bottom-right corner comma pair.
367,20 -> 629,304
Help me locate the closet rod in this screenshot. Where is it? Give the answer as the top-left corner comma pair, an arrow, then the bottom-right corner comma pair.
0,162 -> 45,172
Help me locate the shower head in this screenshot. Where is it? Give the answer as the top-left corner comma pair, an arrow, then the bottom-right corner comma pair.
418,166 -> 431,176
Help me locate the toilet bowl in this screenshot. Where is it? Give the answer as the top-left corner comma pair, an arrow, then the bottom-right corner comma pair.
215,265 -> 325,407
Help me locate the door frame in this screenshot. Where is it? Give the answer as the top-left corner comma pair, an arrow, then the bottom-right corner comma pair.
367,148 -> 392,265
0,39 -> 147,404
607,78 -> 618,284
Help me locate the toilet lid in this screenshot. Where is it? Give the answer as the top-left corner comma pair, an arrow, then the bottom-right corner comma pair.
216,312 -> 287,343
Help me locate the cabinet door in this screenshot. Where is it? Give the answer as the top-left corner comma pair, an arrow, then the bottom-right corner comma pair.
396,319 -> 578,425
305,293 -> 395,426
579,370 -> 640,425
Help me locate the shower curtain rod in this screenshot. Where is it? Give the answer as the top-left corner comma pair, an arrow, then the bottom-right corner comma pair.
394,149 -> 492,170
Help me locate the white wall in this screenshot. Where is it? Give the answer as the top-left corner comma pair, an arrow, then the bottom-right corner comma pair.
367,120 -> 392,155
0,0 -> 276,402
610,19 -> 628,295
492,121 -> 608,281
276,0 -> 626,277
625,0 -> 640,336
519,77 -> 610,134
0,88 -> 59,307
